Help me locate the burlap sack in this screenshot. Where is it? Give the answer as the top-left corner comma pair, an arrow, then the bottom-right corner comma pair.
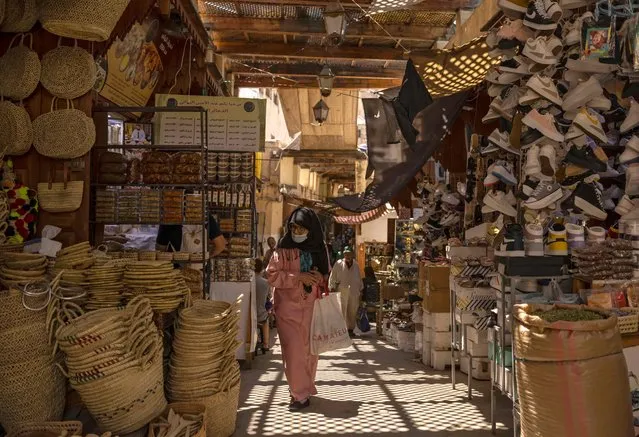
514,304 -> 634,437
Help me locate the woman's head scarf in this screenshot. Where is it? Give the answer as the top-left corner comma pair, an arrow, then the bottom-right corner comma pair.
278,207 -> 330,274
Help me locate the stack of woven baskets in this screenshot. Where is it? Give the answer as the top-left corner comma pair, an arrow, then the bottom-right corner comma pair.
85,264 -> 125,310
123,261 -> 191,313
180,267 -> 204,300
52,242 -> 95,289
55,296 -> 167,434
0,253 -> 47,289
168,299 -> 242,437
0,287 -> 65,432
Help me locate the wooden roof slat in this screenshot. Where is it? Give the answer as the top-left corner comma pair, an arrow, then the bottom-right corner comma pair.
228,62 -> 403,78
202,0 -> 477,10
215,41 -> 426,60
206,16 -> 447,41
234,76 -> 401,88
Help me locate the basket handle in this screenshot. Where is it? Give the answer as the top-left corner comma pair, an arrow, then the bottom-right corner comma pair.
50,98 -> 74,113
56,37 -> 79,49
8,33 -> 31,50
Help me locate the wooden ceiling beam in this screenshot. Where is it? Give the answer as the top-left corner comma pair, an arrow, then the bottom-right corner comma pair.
229,62 -> 403,79
200,0 -> 477,10
236,75 -> 401,88
206,17 -> 447,41
215,41 -> 424,60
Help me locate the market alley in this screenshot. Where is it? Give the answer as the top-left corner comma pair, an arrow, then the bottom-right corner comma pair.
236,334 -> 513,436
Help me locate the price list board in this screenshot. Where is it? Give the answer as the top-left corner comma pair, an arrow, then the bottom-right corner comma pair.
154,95 -> 265,151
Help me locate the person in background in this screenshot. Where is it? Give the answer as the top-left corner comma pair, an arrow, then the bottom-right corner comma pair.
254,258 -> 271,352
263,236 -> 277,266
328,246 -> 363,338
156,214 -> 226,256
130,124 -> 146,144
266,207 -> 329,412
362,266 -> 380,321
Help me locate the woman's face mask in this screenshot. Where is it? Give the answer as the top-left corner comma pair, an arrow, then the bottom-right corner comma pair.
290,223 -> 309,243
292,233 -> 308,243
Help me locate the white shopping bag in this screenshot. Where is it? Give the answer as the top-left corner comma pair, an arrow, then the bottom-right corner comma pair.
310,293 -> 352,355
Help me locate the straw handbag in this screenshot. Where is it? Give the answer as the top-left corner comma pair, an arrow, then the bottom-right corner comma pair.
0,100 -> 32,156
41,39 -> 97,99
33,98 -> 95,159
0,0 -> 38,33
39,0 -> 131,42
37,166 -> 84,213
0,33 -> 40,101
7,421 -> 83,437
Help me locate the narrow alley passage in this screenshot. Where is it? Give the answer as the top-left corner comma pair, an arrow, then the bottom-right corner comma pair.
236,334 -> 513,437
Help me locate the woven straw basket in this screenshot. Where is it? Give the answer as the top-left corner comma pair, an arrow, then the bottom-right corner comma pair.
40,0 -> 131,42
37,181 -> 84,213
0,34 -> 40,101
41,40 -> 97,99
0,100 -> 32,156
0,0 -> 38,33
0,0 -> 4,28
7,421 -> 83,437
33,98 -> 95,159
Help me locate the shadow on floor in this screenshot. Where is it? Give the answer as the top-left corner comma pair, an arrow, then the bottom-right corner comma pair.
236,332 -> 513,436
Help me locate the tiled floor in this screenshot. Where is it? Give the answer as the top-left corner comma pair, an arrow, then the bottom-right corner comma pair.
235,333 -> 513,436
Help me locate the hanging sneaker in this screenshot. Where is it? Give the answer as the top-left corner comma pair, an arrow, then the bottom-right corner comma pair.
562,76 -> 604,111
523,109 -> 565,142
616,195 -> 638,216
526,74 -> 562,105
496,224 -> 526,257
565,223 -> 586,252
620,135 -> 639,165
497,18 -> 535,44
524,0 -> 558,31
442,192 -> 460,206
491,161 -> 518,185
521,128 -> 546,149
520,177 -> 540,199
525,181 -> 563,209
545,34 -> 563,56
543,0 -> 563,21
440,212 -> 460,227
563,144 -> 607,172
621,99 -> 639,134
484,190 -> 518,217
545,223 -> 569,256
560,0 -> 595,9
523,37 -> 558,64
573,108 -> 607,143
588,95 -> 612,112
565,58 -> 618,74
560,167 -> 596,187
525,223 -> 545,256
482,107 -> 501,124
488,83 -> 506,98
499,0 -> 530,15
488,128 -> 519,154
626,164 -> 639,197
573,182 -> 607,220
499,56 -> 533,76
539,143 -> 557,179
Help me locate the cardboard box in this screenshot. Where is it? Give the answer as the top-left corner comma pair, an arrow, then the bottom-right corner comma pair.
425,312 -> 451,332
428,328 -> 450,350
425,288 -> 450,313
382,284 -> 407,300
427,265 -> 450,289
468,339 -> 489,357
467,326 -> 488,344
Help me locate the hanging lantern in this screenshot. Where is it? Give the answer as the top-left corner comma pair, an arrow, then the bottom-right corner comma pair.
317,64 -> 335,97
313,99 -> 330,125
324,1 -> 347,46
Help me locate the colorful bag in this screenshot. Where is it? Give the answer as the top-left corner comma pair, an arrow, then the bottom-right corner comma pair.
357,306 -> 371,333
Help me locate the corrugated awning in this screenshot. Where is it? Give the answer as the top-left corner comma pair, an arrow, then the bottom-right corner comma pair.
333,205 -> 389,224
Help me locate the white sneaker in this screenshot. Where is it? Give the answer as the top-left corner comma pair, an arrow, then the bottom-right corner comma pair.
442,192 -> 460,206
620,135 -> 639,164
561,0 -> 595,9
615,195 -> 639,216
482,107 -> 501,124
525,223 -> 545,256
526,74 -> 562,105
627,164 -> 639,197
588,94 -> 612,111
621,99 -> 639,134
488,128 -> 519,154
573,108 -> 607,143
539,143 -> 557,179
586,226 -> 606,243
525,144 -> 542,176
523,37 -> 558,65
522,109 -> 565,142
485,69 -> 501,84
562,76 -> 603,111
565,58 -> 618,74
492,161 -> 518,185
484,191 -> 518,217
488,83 -> 506,97
544,0 -> 563,21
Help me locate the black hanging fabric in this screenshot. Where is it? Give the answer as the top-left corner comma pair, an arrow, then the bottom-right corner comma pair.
333,89 -> 469,213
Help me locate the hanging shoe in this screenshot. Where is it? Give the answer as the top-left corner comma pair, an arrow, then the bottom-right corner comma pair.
573,182 -> 607,220
545,223 -> 569,256
524,181 -> 564,209
524,0 -> 558,31
621,99 -> 639,134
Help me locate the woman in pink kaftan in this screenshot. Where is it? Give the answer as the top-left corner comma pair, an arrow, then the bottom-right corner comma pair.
267,207 -> 329,412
